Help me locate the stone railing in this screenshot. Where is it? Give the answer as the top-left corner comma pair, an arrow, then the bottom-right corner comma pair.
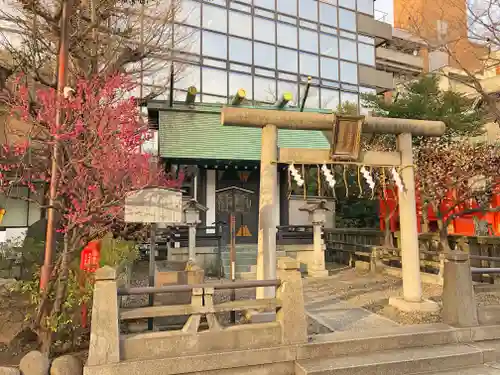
85,257 -> 307,371
325,229 -> 500,284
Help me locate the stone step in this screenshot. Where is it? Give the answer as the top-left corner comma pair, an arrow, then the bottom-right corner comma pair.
221,258 -> 257,267
301,324 -> 473,360
295,344 -> 490,375
220,247 -> 258,254
220,253 -> 257,260
220,253 -> 256,258
425,365 -> 500,374
221,272 -> 256,280
222,265 -> 253,273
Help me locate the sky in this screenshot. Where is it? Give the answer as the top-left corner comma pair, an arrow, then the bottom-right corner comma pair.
374,0 -> 394,25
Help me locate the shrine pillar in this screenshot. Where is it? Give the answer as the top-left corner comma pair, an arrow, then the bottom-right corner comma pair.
389,133 -> 439,312
256,124 -> 278,299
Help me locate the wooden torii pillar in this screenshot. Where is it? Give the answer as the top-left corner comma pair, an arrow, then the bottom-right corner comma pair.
221,107 -> 445,311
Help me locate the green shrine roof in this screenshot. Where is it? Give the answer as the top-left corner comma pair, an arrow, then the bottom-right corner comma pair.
154,102 -> 331,161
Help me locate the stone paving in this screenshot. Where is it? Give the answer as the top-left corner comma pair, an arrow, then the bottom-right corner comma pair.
302,270 -> 402,332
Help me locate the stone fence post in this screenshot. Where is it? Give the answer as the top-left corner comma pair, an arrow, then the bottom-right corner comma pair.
370,246 -> 384,274
87,266 -> 120,366
276,257 -> 308,345
442,252 -> 478,327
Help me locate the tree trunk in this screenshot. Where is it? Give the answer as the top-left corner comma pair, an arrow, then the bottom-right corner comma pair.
40,233 -> 70,353
383,217 -> 394,247
437,218 -> 451,252
53,233 -> 70,315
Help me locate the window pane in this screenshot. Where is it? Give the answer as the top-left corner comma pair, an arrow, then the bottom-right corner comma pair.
254,76 -> 276,102
229,37 -> 252,63
204,58 -> 226,68
299,28 -> 318,53
341,91 -> 359,109
254,0 -> 275,9
203,4 -> 227,33
340,31 -> 356,39
178,0 -> 201,26
339,0 -> 356,10
358,43 -> 375,66
254,17 -> 276,43
360,86 -> 376,114
255,42 -> 276,69
203,31 -> 227,59
319,2 -> 337,26
359,35 -> 375,44
202,68 -> 227,96
256,68 -> 275,77
305,86 -> 320,108
320,33 -> 338,57
203,94 -> 227,104
229,72 -> 253,98
277,0 -> 297,15
231,63 -> 252,73
300,53 -> 319,76
357,0 -> 374,15
299,0 -> 317,21
176,64 -> 201,90
340,61 -> 358,83
278,80 -> 299,106
142,59 -> 171,86
320,57 -> 339,80
231,2 -> 251,12
278,48 -> 298,72
321,88 -> 340,109
176,26 -> 201,54
229,11 -> 252,38
0,188 -> 28,227
339,38 -> 357,61
277,23 -> 298,48
339,9 -> 356,31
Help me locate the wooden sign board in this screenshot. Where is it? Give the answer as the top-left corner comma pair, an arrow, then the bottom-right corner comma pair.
125,188 -> 183,224
331,115 -> 364,161
216,186 -> 254,214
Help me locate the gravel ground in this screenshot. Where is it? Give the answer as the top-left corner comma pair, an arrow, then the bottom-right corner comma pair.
303,269 -> 444,326
476,292 -> 500,306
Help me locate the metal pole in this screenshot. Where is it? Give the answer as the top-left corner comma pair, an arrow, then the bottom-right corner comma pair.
40,0 -> 73,290
300,76 -> 312,112
215,221 -> 222,279
230,213 -> 236,323
148,223 -> 157,330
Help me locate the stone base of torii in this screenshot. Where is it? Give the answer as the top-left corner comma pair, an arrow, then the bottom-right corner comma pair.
221,106 -> 445,312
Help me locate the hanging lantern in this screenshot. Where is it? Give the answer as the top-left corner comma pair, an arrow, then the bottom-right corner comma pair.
321,164 -> 336,189
360,166 -> 375,191
289,164 -> 304,187
391,167 -> 405,192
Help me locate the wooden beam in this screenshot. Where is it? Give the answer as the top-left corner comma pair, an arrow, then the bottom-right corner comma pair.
119,298 -> 280,320
221,107 -> 446,136
278,148 -> 402,166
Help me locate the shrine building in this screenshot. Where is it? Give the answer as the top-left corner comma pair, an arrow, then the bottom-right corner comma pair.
147,100 -> 337,247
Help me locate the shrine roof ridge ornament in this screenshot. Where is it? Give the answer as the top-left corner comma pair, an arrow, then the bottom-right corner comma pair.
221,106 -> 446,137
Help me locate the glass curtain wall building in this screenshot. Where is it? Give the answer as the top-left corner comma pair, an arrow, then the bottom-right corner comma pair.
147,0 -> 379,111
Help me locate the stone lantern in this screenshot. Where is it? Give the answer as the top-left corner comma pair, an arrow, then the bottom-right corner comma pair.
183,199 -> 208,263
299,200 -> 330,277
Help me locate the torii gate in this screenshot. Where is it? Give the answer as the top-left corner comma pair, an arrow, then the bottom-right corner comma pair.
221,106 -> 446,312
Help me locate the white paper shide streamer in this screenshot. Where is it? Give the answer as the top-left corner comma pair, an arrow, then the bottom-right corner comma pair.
289,164 -> 304,187
321,164 -> 336,189
360,166 -> 375,191
391,167 -> 405,192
